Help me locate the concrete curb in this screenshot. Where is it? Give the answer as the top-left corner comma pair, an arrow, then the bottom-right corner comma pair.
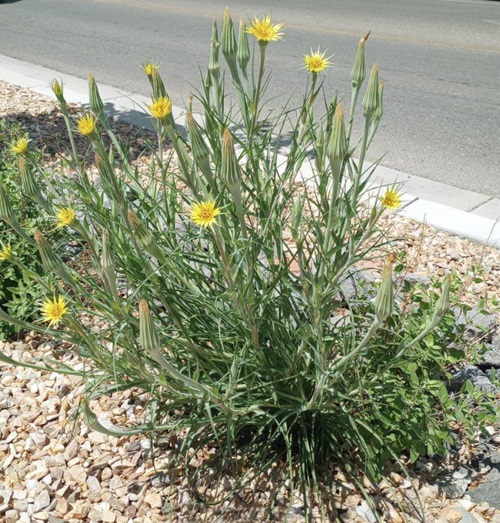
1,54 -> 499,248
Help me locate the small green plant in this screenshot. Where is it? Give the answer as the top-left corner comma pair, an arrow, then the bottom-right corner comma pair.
0,10 -> 497,520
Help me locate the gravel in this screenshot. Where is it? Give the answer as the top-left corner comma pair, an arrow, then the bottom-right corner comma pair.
1,80 -> 500,522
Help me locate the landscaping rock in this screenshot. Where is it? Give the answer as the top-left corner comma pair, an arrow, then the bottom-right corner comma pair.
435,466 -> 473,499
450,365 -> 499,394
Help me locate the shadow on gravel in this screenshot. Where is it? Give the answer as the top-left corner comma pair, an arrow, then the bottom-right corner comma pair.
2,101 -> 157,165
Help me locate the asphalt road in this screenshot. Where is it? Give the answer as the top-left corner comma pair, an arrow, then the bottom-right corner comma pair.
1,0 -> 500,197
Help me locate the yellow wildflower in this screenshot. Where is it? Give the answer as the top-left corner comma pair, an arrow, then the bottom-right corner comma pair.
149,97 -> 172,120
380,189 -> 401,210
56,207 -> 76,227
246,16 -> 284,43
12,136 -> 30,156
303,48 -> 332,74
0,244 -> 12,261
190,201 -> 221,228
77,114 -> 96,136
143,63 -> 159,77
41,295 -> 68,327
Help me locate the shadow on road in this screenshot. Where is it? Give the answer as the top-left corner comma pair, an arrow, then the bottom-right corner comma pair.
0,0 -> 24,4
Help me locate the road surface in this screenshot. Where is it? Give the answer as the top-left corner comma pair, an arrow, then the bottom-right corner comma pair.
1,0 -> 499,196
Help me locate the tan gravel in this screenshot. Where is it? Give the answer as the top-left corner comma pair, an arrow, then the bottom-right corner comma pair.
1,80 -> 500,523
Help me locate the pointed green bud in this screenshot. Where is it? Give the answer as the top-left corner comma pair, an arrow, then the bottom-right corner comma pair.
351,32 -> 369,88
374,260 -> 393,323
50,78 -> 66,105
328,103 -> 347,162
139,299 -> 163,364
222,7 -> 237,60
100,231 -> 120,302
128,211 -> 166,263
34,230 -> 74,286
221,129 -> 241,189
18,157 -> 47,209
186,110 -> 210,164
362,64 -> 379,117
0,183 -> 15,222
208,20 -> 221,73
151,68 -> 167,100
237,17 -> 250,68
374,80 -> 384,120
88,73 -> 104,116
0,184 -> 33,244
432,274 -> 451,324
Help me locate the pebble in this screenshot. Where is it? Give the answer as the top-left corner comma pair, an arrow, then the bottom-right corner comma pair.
66,465 -> 87,485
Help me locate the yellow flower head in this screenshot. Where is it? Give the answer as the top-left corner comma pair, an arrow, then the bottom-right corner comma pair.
149,96 -> 172,120
56,207 -> 76,227
246,16 -> 284,43
77,114 -> 96,136
380,189 -> 401,210
41,295 -> 68,327
143,63 -> 159,77
190,201 -> 221,228
0,244 -> 12,261
12,136 -> 30,156
303,48 -> 332,74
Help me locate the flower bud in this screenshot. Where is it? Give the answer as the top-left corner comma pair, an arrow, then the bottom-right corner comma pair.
0,183 -> 15,222
18,157 -> 42,201
221,128 -> 241,189
374,260 -> 393,323
186,112 -> 209,164
208,20 -> 221,74
362,64 -> 379,117
128,211 -> 166,263
34,230 -> 74,286
328,103 -> 347,162
374,81 -> 384,122
432,274 -> 451,324
139,299 -> 160,356
50,78 -> 66,105
88,73 -> 104,116
0,184 -> 33,244
221,8 -> 237,60
237,17 -> 250,68
151,68 -> 167,100
351,32 -> 369,88
101,231 -> 120,302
